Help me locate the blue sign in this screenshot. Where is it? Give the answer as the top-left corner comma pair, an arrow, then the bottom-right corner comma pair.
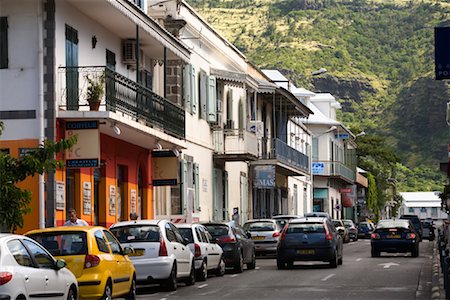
66,159 -> 99,168
312,162 -> 325,175
335,133 -> 349,139
253,165 -> 275,188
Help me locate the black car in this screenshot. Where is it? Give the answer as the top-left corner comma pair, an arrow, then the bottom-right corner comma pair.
203,222 -> 256,273
422,221 -> 435,241
276,217 -> 343,269
371,219 -> 420,257
399,214 -> 423,241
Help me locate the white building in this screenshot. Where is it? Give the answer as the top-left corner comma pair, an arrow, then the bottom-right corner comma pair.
399,192 -> 447,221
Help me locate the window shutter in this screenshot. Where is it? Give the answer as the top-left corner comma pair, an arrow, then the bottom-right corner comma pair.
191,65 -> 197,114
207,75 -> 217,122
0,17 -> 8,69
224,171 -> 229,220
238,97 -> 244,131
227,90 -> 233,122
180,159 -> 187,214
199,71 -> 207,119
194,163 -> 199,211
183,65 -> 192,113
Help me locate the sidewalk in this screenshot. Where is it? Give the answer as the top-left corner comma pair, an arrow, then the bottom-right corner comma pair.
432,240 -> 445,299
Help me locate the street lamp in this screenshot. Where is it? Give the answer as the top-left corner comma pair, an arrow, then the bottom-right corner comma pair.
355,131 -> 366,138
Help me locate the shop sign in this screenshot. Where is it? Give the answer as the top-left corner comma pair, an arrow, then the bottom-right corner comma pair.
152,150 -> 179,186
341,185 -> 356,207
253,165 -> 275,188
65,121 -> 100,168
56,181 -> 65,211
83,182 -> 92,215
312,162 -> 325,175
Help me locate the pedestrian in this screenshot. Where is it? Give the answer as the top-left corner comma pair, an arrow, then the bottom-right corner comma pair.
63,208 -> 89,226
130,212 -> 139,220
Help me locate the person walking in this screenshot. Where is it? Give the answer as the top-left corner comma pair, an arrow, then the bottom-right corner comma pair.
64,208 -> 89,226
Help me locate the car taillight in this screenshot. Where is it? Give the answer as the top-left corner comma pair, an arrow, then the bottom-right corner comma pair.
194,243 -> 201,258
0,272 -> 12,285
159,238 -> 168,256
371,233 -> 380,239
272,232 -> 281,238
324,225 -> 333,240
84,255 -> 100,268
406,233 -> 416,239
219,236 -> 236,243
279,226 -> 288,241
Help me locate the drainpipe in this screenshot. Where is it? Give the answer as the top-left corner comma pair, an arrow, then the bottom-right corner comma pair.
37,0 -> 45,228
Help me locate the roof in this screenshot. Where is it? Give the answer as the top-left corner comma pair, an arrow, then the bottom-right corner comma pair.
110,220 -> 161,227
304,102 -> 340,126
400,192 -> 442,208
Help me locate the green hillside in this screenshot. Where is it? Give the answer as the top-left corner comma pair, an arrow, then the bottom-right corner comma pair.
188,0 -> 450,192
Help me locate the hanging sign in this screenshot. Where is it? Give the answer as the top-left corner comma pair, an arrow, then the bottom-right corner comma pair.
65,121 -> 100,168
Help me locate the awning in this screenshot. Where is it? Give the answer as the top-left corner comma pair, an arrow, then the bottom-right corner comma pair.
210,68 -> 246,87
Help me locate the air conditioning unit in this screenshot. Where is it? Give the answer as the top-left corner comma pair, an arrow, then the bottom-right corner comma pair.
249,121 -> 264,137
122,40 -> 146,70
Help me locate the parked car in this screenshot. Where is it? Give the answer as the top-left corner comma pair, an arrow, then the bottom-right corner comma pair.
342,219 -> 358,241
357,221 -> 373,238
371,219 -> 420,257
271,215 -> 302,230
276,217 -> 343,269
332,219 -> 350,243
0,234 -> 78,300
26,226 -> 136,299
304,212 -> 332,222
109,219 -> 195,291
203,222 -> 256,273
243,219 -> 283,255
422,220 -> 435,241
175,223 -> 226,281
400,214 -> 423,241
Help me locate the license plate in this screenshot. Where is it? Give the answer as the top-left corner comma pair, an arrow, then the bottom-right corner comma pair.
298,249 -> 315,255
252,236 -> 265,240
388,234 -> 400,239
128,249 -> 145,256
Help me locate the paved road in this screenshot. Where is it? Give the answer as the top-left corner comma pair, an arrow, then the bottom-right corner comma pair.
132,239 -> 434,300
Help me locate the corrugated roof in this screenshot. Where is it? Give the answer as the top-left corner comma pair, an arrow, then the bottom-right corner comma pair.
400,192 -> 441,202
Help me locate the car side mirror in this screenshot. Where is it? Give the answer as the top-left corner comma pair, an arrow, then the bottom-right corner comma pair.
55,259 -> 67,270
123,246 -> 134,255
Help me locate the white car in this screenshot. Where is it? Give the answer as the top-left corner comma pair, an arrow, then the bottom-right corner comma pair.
0,234 -> 78,300
175,223 -> 226,281
109,219 -> 195,291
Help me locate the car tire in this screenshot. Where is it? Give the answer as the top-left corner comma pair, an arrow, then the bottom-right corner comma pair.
125,274 -> 136,300
371,248 -> 380,257
329,250 -> 338,268
247,250 -> 256,270
197,260 -> 208,282
234,252 -> 244,273
101,280 -> 113,300
163,264 -> 177,291
286,260 -> 294,269
215,257 -> 226,277
185,261 -> 196,286
412,246 -> 419,258
277,259 -> 286,270
67,285 -> 77,300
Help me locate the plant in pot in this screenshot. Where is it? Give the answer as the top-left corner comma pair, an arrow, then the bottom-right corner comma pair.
85,72 -> 105,111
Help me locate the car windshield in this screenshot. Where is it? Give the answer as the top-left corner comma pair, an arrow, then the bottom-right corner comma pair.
28,231 -> 87,256
286,223 -> 325,234
204,225 -> 230,238
178,228 -> 194,243
110,225 -> 160,243
244,222 -> 276,232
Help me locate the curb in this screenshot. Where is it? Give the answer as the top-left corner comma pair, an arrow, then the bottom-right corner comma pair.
432,240 -> 444,299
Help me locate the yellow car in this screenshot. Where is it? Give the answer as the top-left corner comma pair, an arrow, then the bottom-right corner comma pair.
26,226 -> 136,300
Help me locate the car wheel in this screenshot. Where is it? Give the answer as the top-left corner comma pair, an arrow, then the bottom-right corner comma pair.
412,246 -> 419,257
197,259 -> 208,282
125,275 -> 136,300
329,250 -> 338,268
247,249 -> 256,270
163,263 -> 177,291
101,280 -> 113,300
67,286 -> 77,300
215,257 -> 226,276
234,252 -> 244,273
286,260 -> 294,269
185,261 -> 196,286
277,258 -> 286,270
371,247 -> 380,257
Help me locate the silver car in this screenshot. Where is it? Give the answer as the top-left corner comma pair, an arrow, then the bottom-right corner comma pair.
243,219 -> 282,255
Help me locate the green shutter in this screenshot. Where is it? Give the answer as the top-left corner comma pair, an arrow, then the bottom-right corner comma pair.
199,71 -> 207,119
180,159 -> 187,214
183,65 -> 191,113
224,171 -> 229,220
207,75 -> 217,122
0,17 -> 8,69
227,90 -> 233,122
194,163 -> 199,211
191,65 -> 197,114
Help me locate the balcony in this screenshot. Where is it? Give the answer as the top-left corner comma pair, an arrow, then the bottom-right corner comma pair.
253,138 -> 310,176
58,66 -> 185,139
312,161 -> 356,183
213,129 -> 258,161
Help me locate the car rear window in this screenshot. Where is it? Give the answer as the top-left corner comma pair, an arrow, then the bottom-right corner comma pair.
286,223 -> 325,234
204,225 -> 230,238
332,221 -> 342,227
178,228 -> 194,243
244,222 -> 276,232
28,232 -> 87,256
110,225 -> 160,243
377,220 -> 409,229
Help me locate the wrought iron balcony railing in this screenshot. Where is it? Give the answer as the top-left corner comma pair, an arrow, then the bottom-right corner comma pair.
260,137 -> 310,173
58,66 -> 185,139
312,160 -> 356,182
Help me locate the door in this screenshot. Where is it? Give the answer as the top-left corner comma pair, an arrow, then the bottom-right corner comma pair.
65,25 -> 78,110
103,230 -> 131,296
165,223 -> 189,276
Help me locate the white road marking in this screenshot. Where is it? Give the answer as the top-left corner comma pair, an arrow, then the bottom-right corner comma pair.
230,274 -> 239,278
256,266 -> 260,270
379,262 -> 399,269
356,258 -> 362,262
321,274 -> 335,281
198,284 -> 208,289
160,298 -> 167,300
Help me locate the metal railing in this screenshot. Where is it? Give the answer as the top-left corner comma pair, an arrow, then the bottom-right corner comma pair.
260,137 -> 310,173
58,66 -> 185,139
312,160 -> 356,182
213,129 -> 258,157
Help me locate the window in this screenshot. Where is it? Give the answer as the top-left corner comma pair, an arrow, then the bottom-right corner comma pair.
408,207 -> 415,213
104,230 -> 122,254
95,230 -> 110,253
165,223 -> 176,242
23,240 -> 55,269
420,207 -> 427,213
170,224 -> 185,244
7,240 -> 33,267
432,207 -> 438,217
0,17 -> 8,69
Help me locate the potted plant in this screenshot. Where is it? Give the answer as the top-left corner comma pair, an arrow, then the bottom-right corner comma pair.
85,72 -> 105,111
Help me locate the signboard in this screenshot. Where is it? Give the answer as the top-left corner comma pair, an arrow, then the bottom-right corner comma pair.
253,165 -> 275,188
130,189 -> 137,214
435,27 -> 450,80
341,185 -> 356,207
83,182 -> 92,215
335,133 -> 349,139
56,181 -> 65,211
109,185 -> 116,216
152,150 -> 179,186
65,121 -> 100,168
312,162 -> 325,175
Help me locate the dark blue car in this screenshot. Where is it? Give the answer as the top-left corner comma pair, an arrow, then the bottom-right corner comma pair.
357,221 -> 373,238
370,219 -> 419,257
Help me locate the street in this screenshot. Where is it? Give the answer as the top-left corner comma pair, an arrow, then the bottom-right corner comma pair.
132,239 -> 434,300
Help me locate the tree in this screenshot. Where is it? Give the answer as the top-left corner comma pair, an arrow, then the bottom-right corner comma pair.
0,122 -> 77,232
366,173 -> 379,222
